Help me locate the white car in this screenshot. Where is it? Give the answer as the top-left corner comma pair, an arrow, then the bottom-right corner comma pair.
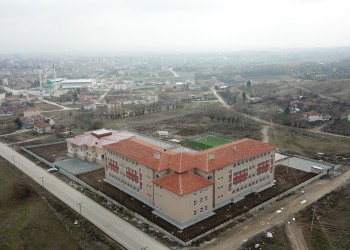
47,167 -> 58,173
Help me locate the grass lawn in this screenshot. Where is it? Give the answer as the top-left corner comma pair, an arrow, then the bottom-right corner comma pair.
186,135 -> 231,150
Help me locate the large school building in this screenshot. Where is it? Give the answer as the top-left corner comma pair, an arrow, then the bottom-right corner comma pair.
102,134 -> 276,229
67,129 -> 276,228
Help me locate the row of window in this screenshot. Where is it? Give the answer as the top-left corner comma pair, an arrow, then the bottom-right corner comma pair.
229,176 -> 270,192
232,153 -> 273,167
194,187 -> 208,195
194,196 -> 208,206
194,205 -> 208,215
106,151 -> 139,166
108,174 -> 143,191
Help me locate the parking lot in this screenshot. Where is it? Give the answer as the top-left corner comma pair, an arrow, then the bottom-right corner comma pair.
54,157 -> 102,175
278,156 -> 334,173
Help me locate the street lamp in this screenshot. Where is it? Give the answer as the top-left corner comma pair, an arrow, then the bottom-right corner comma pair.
40,177 -> 44,187
77,202 -> 83,215
11,156 -> 15,165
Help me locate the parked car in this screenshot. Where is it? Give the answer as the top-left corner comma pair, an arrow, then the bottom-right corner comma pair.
47,167 -> 58,173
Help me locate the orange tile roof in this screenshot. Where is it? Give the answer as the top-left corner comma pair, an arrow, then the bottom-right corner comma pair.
306,110 -> 321,116
104,138 -> 169,171
34,122 -> 50,128
153,172 -> 213,196
195,138 -> 276,172
104,138 -> 276,173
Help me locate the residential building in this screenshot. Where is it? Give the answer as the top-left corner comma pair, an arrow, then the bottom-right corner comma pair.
34,122 -> 51,134
66,129 -> 134,163
113,81 -> 127,90
304,110 -> 331,122
103,137 -> 276,228
23,107 -> 41,118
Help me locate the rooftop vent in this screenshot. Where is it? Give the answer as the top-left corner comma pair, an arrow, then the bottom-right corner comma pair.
154,152 -> 161,160
208,152 -> 215,160
232,143 -> 237,150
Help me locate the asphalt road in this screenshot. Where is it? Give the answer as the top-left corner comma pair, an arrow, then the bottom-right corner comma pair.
0,142 -> 168,250
202,168 -> 350,250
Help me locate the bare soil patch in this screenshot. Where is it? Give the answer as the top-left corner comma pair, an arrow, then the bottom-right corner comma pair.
29,142 -> 68,162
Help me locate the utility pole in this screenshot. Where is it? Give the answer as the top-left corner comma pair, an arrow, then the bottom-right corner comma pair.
77,202 -> 83,215
40,177 -> 44,187
311,206 -> 316,231
11,155 -> 15,166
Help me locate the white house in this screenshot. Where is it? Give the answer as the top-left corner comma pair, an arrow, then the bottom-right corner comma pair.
304,110 -> 331,122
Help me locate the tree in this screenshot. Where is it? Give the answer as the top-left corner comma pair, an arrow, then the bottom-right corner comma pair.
14,117 -> 22,129
5,91 -> 13,97
246,80 -> 252,87
284,106 -> 290,115
242,92 -> 247,101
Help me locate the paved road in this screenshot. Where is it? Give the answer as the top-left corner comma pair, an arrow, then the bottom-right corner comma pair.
0,142 -> 168,250
41,99 -> 73,110
202,169 -> 350,250
168,67 -> 179,77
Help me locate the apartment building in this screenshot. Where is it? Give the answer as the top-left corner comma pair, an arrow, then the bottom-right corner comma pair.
103,137 -> 276,229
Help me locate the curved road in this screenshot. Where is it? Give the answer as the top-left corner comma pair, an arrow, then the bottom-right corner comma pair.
202,168 -> 350,250
0,142 -> 168,250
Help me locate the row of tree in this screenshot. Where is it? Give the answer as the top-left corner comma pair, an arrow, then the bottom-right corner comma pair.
205,106 -> 241,124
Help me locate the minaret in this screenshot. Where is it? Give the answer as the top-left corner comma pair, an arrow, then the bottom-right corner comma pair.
38,64 -> 42,89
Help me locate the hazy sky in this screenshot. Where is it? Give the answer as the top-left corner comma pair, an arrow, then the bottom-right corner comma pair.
0,0 -> 349,53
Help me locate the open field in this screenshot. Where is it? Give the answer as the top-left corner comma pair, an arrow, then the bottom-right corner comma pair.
297,181 -> 350,249
78,165 -> 315,243
0,157 -> 79,250
0,115 -> 17,135
271,126 -> 350,156
29,142 -> 68,162
296,79 -> 350,100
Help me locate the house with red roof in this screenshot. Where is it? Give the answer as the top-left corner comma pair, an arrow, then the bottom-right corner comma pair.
304,110 -> 331,122
34,122 -> 51,134
103,137 -> 276,228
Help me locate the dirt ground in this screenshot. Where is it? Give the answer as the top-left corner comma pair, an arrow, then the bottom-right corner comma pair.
296,180 -> 350,249
133,111 -> 262,143
240,225 -> 292,250
29,142 -> 68,162
77,165 -> 315,243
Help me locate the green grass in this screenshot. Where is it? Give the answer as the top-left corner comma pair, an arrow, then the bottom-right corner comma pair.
186,135 -> 230,150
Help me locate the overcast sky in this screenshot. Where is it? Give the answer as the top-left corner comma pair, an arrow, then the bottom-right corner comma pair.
0,0 -> 349,54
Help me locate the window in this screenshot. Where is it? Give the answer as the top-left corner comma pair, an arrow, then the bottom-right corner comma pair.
194,210 -> 197,215
200,198 -> 203,203
194,200 -> 197,206
200,207 -> 203,213
205,205 -> 208,210
205,196 -> 208,201
194,191 -> 197,196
